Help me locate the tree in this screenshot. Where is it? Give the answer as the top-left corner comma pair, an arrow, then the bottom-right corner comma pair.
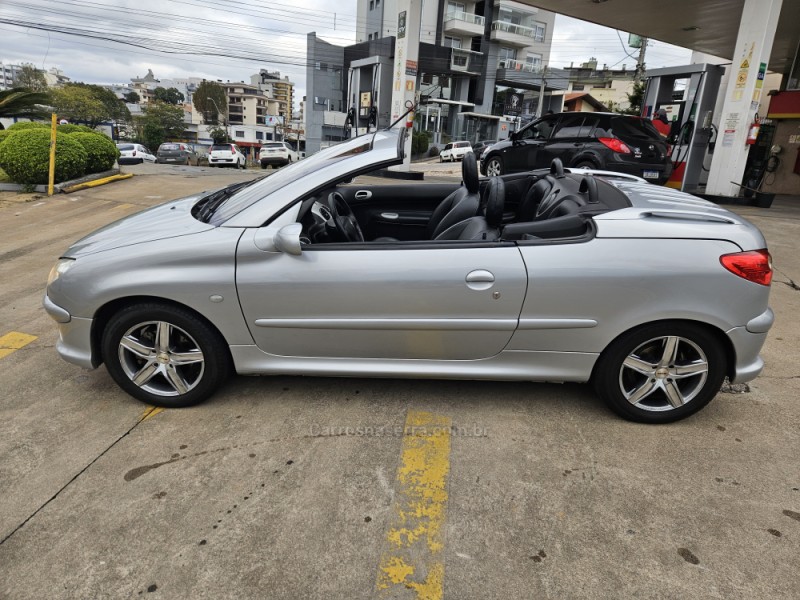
137,100 -> 186,149
207,124 -> 228,144
153,87 -> 185,105
123,91 -> 140,104
0,88 -> 50,128
14,64 -> 48,92
193,80 -> 227,124
51,83 -> 131,128
623,81 -> 646,115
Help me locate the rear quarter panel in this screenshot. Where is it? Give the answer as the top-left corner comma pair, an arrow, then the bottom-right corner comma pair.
510,237 -> 771,353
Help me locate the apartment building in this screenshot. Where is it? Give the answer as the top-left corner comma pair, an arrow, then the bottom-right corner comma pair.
251,70 -> 295,123
307,0 -> 565,149
563,58 -> 637,112
0,62 -> 22,91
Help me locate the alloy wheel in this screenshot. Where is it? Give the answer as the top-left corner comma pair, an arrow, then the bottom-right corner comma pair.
618,335 -> 709,412
486,159 -> 502,177
118,320 -> 205,397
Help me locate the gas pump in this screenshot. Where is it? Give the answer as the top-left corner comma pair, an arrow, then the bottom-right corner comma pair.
345,56 -> 393,140
642,64 -> 724,193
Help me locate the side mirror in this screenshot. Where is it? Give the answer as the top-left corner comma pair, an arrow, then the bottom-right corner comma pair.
274,223 -> 303,256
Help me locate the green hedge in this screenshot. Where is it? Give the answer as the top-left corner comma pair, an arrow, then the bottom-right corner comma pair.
58,124 -> 97,134
70,132 -> 119,173
6,121 -> 49,131
0,130 -> 87,185
0,130 -> 11,146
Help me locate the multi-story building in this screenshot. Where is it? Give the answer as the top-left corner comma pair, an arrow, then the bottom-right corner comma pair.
251,70 -> 295,123
0,62 -> 23,90
307,0 -> 565,152
563,58 -> 637,112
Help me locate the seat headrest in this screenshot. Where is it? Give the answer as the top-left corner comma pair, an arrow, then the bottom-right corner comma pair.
517,177 -> 552,222
461,152 -> 479,194
483,177 -> 505,227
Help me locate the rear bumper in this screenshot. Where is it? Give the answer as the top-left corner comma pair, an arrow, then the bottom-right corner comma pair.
43,295 -> 95,369
604,157 -> 673,183
727,307 -> 774,383
260,157 -> 290,166
118,157 -> 143,165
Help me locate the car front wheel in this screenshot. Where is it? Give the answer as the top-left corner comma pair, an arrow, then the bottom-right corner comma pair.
592,322 -> 727,423
485,156 -> 503,177
102,303 -> 231,408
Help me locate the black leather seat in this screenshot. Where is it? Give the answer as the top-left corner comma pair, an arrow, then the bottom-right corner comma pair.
374,153 -> 480,242
516,177 -> 552,222
435,176 -> 505,241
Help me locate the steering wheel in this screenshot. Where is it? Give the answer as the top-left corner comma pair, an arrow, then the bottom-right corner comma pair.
327,191 -> 365,243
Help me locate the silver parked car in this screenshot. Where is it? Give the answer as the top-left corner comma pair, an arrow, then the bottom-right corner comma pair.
44,129 -> 773,423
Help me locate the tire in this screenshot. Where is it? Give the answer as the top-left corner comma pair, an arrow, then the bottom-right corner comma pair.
592,322 -> 727,423
572,160 -> 598,170
485,156 -> 503,177
101,303 -> 231,408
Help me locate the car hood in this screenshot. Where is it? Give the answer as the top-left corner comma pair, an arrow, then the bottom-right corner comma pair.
64,195 -> 214,257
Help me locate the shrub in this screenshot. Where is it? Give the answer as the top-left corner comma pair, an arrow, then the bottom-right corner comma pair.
0,129 -> 87,184
58,123 -> 97,134
7,121 -> 49,131
428,145 -> 440,158
70,132 -> 119,173
0,130 -> 11,146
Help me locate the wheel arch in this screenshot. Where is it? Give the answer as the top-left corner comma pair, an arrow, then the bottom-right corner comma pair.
590,318 -> 736,383
90,295 -> 233,369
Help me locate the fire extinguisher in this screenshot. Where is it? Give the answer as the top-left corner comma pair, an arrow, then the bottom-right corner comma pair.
746,116 -> 760,145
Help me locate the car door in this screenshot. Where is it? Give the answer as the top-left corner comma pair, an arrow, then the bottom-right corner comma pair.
505,116 -> 557,171
541,114 -> 585,167
236,236 -> 528,361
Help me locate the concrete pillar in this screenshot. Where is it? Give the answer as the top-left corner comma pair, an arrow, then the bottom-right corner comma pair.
389,0 -> 422,169
706,0 -> 783,196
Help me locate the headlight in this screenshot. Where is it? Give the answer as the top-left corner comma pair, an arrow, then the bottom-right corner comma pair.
47,258 -> 75,286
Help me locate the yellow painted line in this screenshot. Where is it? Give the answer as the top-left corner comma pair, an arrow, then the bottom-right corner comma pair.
61,173 -> 133,193
112,203 -> 136,211
141,406 -> 165,421
377,410 -> 452,599
0,332 -> 37,359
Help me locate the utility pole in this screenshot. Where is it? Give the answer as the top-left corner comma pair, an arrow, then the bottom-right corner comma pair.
634,37 -> 648,84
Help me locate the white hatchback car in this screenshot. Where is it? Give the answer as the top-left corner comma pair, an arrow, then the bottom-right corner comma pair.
439,141 -> 473,162
116,143 -> 156,165
259,142 -> 299,169
209,143 -> 246,169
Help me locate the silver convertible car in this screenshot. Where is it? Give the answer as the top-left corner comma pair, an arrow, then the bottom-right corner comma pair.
44,128 -> 773,423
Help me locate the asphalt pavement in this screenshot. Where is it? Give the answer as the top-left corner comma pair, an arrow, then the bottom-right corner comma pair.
0,163 -> 798,599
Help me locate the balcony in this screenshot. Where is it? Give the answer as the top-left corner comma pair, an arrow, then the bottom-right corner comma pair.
490,21 -> 537,47
497,58 -> 544,74
443,10 -> 485,37
451,48 -> 485,75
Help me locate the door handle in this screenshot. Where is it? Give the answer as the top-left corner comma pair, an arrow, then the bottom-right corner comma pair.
465,269 -> 495,290
354,190 -> 372,200
380,212 -> 399,220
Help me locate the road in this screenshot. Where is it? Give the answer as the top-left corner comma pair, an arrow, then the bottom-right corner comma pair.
0,162 -> 798,599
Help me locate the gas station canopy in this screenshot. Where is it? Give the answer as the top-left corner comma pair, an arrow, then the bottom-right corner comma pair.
519,0 -> 800,76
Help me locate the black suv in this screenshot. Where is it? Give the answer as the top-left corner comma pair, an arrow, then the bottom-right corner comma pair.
480,112 -> 672,184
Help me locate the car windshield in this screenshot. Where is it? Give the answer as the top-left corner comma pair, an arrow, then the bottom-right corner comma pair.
609,117 -> 661,140
208,133 -> 378,225
211,145 -> 233,152
159,144 -> 181,151
117,144 -> 134,151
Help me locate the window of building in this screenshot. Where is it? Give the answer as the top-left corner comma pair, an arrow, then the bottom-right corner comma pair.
533,22 -> 546,42
368,33 -> 373,40
235,130 -> 245,138
447,1 -> 465,14
526,53 -> 542,68
375,31 -> 379,39
256,131 -> 264,140
572,83 -> 585,91
369,0 -> 374,9
444,36 -> 462,49
499,47 -> 517,61
315,62 -> 321,70
376,0 -> 380,5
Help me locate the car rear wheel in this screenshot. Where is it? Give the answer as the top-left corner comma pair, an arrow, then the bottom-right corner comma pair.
572,160 -> 598,170
102,303 -> 231,408
593,322 -> 726,423
485,156 -> 503,177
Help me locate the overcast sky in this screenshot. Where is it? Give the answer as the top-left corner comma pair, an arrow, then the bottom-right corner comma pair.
1,0 -> 691,104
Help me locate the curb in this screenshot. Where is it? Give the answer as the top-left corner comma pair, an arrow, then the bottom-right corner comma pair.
61,173 -> 134,193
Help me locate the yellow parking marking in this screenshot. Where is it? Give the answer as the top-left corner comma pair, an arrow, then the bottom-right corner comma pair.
141,406 -> 165,421
377,410 -> 452,599
61,172 -> 133,193
0,332 -> 37,359
112,203 -> 136,211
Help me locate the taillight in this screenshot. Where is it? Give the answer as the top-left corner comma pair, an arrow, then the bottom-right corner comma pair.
720,249 -> 772,286
598,137 -> 631,154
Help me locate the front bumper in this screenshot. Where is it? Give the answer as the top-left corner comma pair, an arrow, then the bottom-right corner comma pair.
43,295 -> 95,369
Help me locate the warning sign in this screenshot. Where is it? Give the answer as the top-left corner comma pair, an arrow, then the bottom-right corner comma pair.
740,59 -> 750,69
736,70 -> 748,88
